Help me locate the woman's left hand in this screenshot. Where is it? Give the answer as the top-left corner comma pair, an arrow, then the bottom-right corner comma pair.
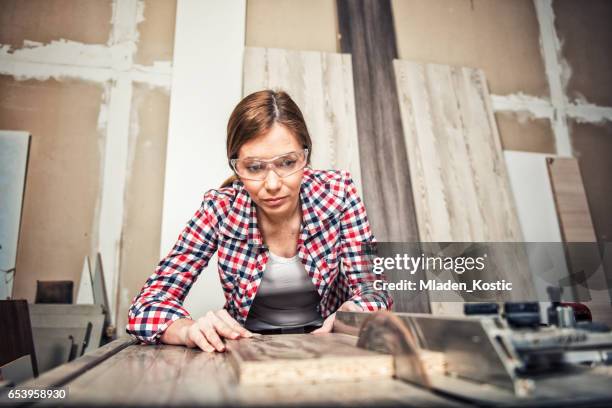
311,300 -> 364,334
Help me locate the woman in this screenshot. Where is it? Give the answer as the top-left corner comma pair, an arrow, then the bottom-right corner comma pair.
127,90 -> 393,352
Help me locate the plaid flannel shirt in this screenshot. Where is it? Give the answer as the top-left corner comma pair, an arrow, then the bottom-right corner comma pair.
126,168 -> 393,343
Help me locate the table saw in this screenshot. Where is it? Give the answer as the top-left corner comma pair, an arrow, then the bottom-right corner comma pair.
4,306 -> 612,407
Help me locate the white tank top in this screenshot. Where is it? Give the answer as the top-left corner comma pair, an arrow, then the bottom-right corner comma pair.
245,251 -> 324,330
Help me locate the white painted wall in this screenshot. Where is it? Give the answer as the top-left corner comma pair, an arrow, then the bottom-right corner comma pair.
160,0 -> 247,317
504,151 -> 563,242
0,131 -> 30,299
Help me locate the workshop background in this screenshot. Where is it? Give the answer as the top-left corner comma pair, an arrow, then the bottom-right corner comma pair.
1,0 -> 611,340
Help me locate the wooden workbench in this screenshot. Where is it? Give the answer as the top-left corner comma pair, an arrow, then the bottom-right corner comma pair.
19,336 -> 466,407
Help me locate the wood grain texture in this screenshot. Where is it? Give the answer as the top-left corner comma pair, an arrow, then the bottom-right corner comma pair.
20,337 -> 135,389
547,158 -> 597,242
226,333 -> 392,386
337,0 -> 429,314
336,0 -> 420,243
243,46 -> 363,195
393,61 -> 535,313
65,344 -> 235,406
232,378 -> 464,407
547,157 -> 612,323
27,340 -> 463,407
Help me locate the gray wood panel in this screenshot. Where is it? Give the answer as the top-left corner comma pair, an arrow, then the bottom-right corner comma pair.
243,46 -> 363,195
29,304 -> 105,357
336,0 -> 429,314
393,61 -> 535,314
336,1 -> 421,243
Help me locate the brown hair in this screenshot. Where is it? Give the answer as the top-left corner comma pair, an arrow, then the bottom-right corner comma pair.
220,90 -> 312,188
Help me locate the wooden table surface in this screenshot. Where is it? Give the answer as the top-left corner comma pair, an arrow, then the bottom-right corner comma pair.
21,336 -> 466,407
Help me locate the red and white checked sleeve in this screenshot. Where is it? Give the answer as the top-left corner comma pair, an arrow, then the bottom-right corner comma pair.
126,195 -> 218,343
339,171 -> 394,311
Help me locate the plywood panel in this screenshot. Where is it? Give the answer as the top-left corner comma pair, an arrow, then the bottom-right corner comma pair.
554,0 -> 612,106
391,0 -> 547,97
0,0 -> 113,49
0,76 -> 103,303
245,0 -> 338,53
134,0 -> 177,65
226,333 -> 392,386
243,46 -> 362,194
394,61 -> 535,313
571,122 -> 612,244
496,112 -> 556,154
547,157 -> 612,323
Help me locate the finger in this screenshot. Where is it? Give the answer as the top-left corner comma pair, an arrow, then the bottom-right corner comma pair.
189,326 -> 214,353
217,310 -> 253,337
208,313 -> 241,340
201,320 -> 226,352
312,313 -> 335,334
217,309 -> 253,337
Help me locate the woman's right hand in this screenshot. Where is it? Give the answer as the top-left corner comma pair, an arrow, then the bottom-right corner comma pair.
162,309 -> 254,353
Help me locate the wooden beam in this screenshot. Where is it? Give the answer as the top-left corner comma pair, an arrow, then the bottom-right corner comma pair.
547,157 -> 612,324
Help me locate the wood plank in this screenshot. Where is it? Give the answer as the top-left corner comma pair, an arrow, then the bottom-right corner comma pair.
232,378 -> 466,407
547,158 -> 597,242
23,342 -> 464,407
243,46 -> 363,195
20,337 -> 135,388
547,157 -> 612,324
393,61 -> 535,314
226,333 -> 392,386
64,343 -> 164,405
103,346 -> 190,406
168,348 -> 236,406
504,151 -> 578,303
337,0 -> 429,313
